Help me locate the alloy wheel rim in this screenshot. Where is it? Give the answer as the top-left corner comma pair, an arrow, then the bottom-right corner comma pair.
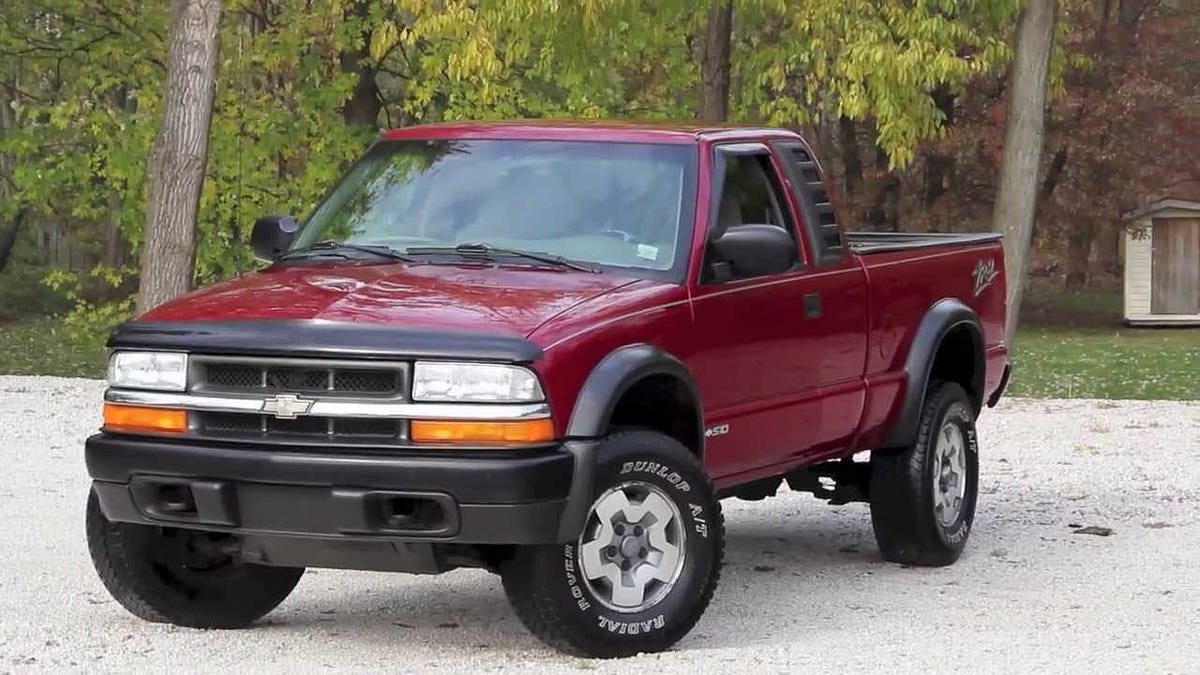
932,421 -> 968,528
577,481 -> 686,613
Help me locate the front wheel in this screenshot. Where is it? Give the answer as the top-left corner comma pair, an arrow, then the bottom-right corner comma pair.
86,491 -> 304,628
501,430 -> 723,658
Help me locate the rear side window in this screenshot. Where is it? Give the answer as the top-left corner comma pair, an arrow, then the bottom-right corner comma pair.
775,143 -> 845,265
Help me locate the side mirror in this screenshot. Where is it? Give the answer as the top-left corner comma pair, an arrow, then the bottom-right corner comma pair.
709,224 -> 797,280
251,215 -> 299,261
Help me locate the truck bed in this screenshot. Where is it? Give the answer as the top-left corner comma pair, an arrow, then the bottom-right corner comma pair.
846,231 -> 1002,254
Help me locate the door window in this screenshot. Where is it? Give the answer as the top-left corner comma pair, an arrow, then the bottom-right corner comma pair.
705,152 -> 801,282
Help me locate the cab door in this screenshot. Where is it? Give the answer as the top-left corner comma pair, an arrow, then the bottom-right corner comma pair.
687,142 -> 828,480
771,141 -> 868,461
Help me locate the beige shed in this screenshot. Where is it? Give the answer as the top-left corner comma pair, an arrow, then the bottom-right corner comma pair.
1122,198 -> 1200,325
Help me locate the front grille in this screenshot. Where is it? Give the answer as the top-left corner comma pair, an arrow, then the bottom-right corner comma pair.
193,356 -> 406,398
195,412 -> 405,445
187,355 -> 409,447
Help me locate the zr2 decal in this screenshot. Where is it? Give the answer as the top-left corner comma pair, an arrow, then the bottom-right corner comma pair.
972,258 -> 999,297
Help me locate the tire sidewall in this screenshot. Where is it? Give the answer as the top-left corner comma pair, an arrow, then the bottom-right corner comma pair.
552,434 -> 720,646
86,491 -> 302,627
928,397 -> 979,550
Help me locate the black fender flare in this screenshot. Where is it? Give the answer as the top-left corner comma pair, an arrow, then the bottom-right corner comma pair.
565,344 -> 703,442
881,298 -> 985,448
555,344 -> 704,540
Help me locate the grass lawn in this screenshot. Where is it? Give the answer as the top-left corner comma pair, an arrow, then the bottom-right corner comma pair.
1,291 -> 1197,399
0,317 -> 107,379
1008,326 -> 1199,400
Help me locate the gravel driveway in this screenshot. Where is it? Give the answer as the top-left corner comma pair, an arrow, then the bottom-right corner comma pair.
1,376 -> 1197,673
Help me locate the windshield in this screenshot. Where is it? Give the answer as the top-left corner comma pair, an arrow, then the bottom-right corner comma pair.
293,139 -> 698,280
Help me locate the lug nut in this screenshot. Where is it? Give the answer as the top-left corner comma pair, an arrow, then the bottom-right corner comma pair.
605,545 -> 618,558
613,523 -> 625,535
633,525 -> 644,536
620,560 -> 632,571
638,547 -> 648,558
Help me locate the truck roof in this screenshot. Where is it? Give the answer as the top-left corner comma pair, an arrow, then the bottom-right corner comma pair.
379,119 -> 802,145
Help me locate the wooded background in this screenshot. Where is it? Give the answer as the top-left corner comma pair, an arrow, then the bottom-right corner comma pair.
0,0 -> 1196,332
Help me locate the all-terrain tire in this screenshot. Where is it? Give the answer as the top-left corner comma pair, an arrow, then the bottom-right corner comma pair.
869,380 -> 979,566
501,430 -> 723,658
86,490 -> 304,628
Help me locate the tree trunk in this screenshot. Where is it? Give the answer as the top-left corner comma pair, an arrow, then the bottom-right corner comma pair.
1118,0 -> 1146,26
837,116 -> 864,196
1089,221 -> 1122,281
699,0 -> 732,123
867,142 -> 901,232
0,72 -> 17,269
992,0 -> 1057,347
922,88 -> 957,215
136,0 -> 222,314
105,86 -> 136,269
0,208 -> 28,273
341,50 -> 381,128
1063,216 -> 1095,290
1038,145 -> 1069,203
340,3 -> 381,128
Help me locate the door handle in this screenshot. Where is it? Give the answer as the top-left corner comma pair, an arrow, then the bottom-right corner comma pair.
804,292 -> 821,318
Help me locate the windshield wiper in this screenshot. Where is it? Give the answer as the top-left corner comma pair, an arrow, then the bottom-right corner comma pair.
405,242 -> 598,273
277,240 -> 413,263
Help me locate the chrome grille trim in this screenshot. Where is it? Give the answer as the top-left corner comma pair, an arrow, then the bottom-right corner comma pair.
105,388 -> 552,421
189,355 -> 408,399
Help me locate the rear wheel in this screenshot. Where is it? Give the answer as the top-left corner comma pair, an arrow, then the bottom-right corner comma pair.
869,380 -> 979,566
501,430 -> 723,658
86,491 -> 303,628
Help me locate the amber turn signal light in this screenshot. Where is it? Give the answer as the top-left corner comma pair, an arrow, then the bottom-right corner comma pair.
103,403 -> 187,434
410,418 -> 555,445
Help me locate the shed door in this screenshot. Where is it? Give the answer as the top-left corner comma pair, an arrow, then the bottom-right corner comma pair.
1151,217 -> 1200,314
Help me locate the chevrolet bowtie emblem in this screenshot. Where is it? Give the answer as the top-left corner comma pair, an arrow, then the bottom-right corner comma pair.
261,393 -> 315,419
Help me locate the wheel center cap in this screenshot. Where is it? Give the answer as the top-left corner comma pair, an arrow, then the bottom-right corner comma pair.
619,535 -> 642,558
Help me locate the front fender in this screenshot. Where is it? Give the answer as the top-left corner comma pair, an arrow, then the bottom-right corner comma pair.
565,344 -> 703,443
555,344 -> 702,541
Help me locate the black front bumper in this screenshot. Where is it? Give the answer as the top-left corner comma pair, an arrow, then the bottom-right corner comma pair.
87,433 -> 582,548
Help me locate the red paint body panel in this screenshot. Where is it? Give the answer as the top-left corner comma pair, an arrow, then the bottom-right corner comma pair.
852,243 -> 1008,450
142,261 -> 641,338
146,121 -> 1009,489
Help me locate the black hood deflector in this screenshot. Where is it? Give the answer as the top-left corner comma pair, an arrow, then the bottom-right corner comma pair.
108,319 -> 543,363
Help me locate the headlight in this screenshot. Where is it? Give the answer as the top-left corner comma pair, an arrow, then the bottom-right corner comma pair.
107,351 -> 188,391
412,362 -> 544,402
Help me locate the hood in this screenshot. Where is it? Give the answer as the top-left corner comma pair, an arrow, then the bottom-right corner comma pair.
141,261 -> 642,338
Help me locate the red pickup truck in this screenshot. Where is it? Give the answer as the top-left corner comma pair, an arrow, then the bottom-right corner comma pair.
86,121 -> 1010,658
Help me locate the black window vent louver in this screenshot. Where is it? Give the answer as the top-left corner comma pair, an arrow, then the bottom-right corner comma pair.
790,148 -> 844,256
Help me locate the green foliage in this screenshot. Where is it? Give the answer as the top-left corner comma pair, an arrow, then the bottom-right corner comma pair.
43,266 -> 135,346
0,267 -> 73,321
1,0 -> 165,250
737,0 -> 1019,167
1,0 -> 1023,320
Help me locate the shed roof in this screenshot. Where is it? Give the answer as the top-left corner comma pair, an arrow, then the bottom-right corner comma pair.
1122,198 -> 1200,221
